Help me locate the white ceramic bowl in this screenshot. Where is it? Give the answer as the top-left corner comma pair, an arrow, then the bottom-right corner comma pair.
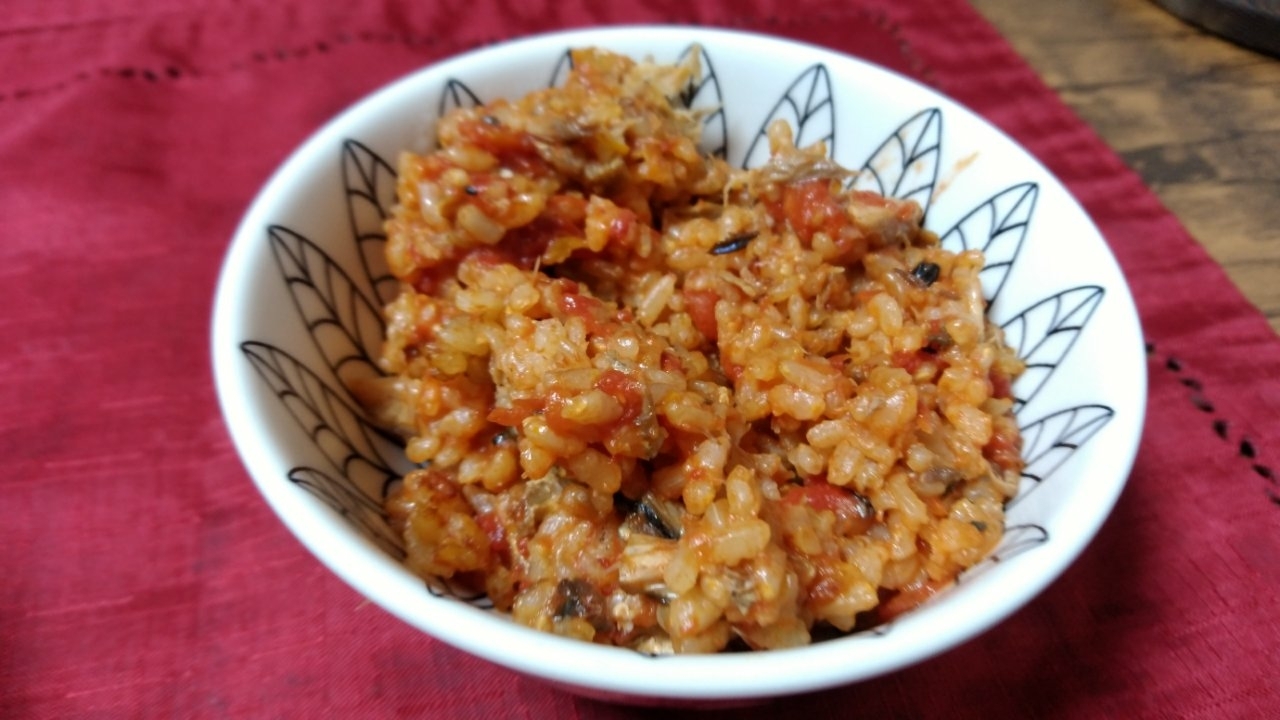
211,26 -> 1146,704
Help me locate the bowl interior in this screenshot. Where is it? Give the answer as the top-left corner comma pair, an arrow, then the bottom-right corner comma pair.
211,26 -> 1146,701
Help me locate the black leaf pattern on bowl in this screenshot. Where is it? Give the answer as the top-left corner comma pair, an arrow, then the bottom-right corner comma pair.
676,44 -> 728,160
740,64 -> 835,169
240,341 -> 402,499
851,108 -> 942,218
1008,404 -> 1116,509
288,466 -> 404,557
939,182 -> 1038,306
343,140 -> 400,307
268,225 -> 386,396
990,523 -> 1050,562
549,49 -> 574,88
956,523 -> 1051,585
424,575 -> 495,608
439,78 -> 483,117
238,43 -> 1128,632
1000,286 -> 1106,412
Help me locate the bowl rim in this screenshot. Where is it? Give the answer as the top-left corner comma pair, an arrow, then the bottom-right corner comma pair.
211,24 -> 1147,700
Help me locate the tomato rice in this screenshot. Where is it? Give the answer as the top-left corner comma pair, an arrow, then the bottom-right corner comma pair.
355,48 -> 1025,653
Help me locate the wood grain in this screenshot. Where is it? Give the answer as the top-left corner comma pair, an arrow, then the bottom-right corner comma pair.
970,0 -> 1280,334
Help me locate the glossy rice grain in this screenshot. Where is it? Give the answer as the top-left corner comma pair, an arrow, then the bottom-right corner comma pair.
358,47 -> 1026,653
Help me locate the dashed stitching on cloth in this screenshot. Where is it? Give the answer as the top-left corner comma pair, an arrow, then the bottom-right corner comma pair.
0,10 -> 932,104
0,31 -> 428,103
1146,342 -> 1279,506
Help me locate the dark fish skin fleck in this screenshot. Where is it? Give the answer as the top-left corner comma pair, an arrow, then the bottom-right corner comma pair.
553,578 -> 609,631
637,499 -> 678,539
910,261 -> 941,286
614,493 -> 678,539
710,231 -> 759,255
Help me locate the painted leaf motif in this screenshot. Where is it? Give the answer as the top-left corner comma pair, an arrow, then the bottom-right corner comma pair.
343,140 -> 400,307
548,49 -> 574,88
268,225 -> 385,394
439,78 -> 483,117
740,63 -> 835,169
1000,285 -> 1105,411
851,108 -> 942,217
990,524 -> 1050,562
424,575 -> 494,608
939,183 -> 1039,306
676,43 -> 727,159
956,523 -> 1049,583
240,341 -> 403,496
288,466 -> 403,557
1006,404 -> 1115,508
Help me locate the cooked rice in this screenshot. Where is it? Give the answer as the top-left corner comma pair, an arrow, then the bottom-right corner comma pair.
356,48 -> 1025,653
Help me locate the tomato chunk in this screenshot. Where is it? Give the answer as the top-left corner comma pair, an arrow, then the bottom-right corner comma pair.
595,369 -> 645,425
782,178 -> 850,243
683,289 -> 719,341
784,478 -> 875,536
474,510 -> 510,564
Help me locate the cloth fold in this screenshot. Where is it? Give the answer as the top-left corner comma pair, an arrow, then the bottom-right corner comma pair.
3,1 -> 1277,717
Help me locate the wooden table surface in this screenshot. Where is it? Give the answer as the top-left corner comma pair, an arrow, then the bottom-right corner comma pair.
970,0 -> 1280,335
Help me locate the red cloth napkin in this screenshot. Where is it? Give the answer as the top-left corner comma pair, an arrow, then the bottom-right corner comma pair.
3,1 -> 1278,717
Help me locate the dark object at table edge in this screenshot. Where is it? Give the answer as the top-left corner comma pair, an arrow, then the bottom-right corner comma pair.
1151,0 -> 1280,57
